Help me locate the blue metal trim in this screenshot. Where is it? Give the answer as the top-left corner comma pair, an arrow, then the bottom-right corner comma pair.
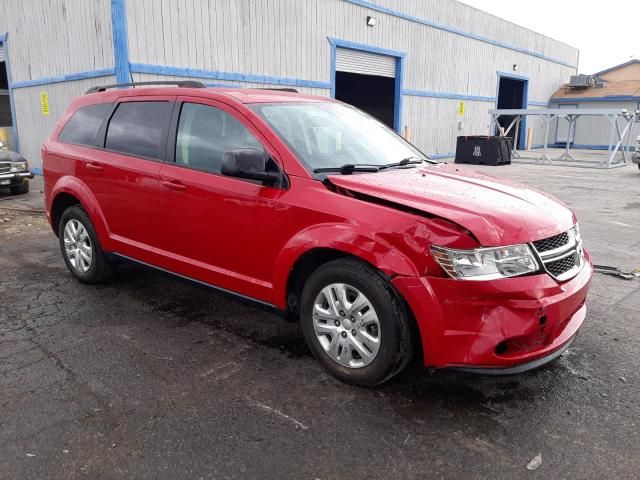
528,100 -> 550,107
428,152 -> 456,160
327,37 -> 406,58
204,82 -> 242,88
393,56 -> 404,133
342,0 -> 577,68
328,37 -> 405,133
10,68 -> 116,89
403,89 -> 495,103
496,71 -> 530,82
1,33 -> 20,153
330,42 -> 337,98
551,96 -> 640,103
111,0 -> 131,83
130,63 -> 332,89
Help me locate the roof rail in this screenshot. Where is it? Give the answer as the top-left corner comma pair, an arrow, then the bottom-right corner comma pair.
256,87 -> 299,93
85,80 -> 206,94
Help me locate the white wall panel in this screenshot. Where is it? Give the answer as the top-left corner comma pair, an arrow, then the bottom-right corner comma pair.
12,76 -> 115,167
125,0 -> 577,155
2,0 -> 114,83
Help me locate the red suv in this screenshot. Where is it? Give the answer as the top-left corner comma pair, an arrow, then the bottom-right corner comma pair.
43,81 -> 593,385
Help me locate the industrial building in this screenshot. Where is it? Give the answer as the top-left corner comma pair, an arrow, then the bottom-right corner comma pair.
0,0 -> 580,172
549,60 -> 640,149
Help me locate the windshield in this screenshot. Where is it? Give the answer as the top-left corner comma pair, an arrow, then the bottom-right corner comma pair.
250,102 -> 427,172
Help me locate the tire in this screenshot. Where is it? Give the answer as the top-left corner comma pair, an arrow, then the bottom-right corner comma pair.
58,205 -> 114,284
10,182 -> 29,195
300,258 -> 413,386
637,163 -> 640,171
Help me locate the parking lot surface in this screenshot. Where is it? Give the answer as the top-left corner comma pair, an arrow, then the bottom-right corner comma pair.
1,164 -> 639,479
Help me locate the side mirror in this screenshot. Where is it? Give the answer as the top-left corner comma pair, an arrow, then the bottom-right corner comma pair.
221,149 -> 281,186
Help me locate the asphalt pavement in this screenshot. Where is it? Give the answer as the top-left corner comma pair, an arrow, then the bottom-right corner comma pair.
1,165 -> 639,480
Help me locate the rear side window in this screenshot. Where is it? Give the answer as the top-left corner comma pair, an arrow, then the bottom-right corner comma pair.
105,102 -> 171,159
175,103 -> 263,174
58,103 -> 112,146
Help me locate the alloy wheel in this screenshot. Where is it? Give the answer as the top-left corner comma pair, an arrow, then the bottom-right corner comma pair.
312,283 -> 381,368
63,219 -> 93,273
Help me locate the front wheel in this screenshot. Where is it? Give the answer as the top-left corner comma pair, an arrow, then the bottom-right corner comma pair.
58,205 -> 114,283
300,258 -> 413,386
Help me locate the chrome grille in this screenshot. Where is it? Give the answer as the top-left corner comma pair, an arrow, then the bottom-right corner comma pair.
0,161 -> 10,174
530,227 -> 583,281
533,232 -> 569,253
546,253 -> 579,277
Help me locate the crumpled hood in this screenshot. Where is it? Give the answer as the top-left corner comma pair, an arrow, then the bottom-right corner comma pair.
327,163 -> 575,246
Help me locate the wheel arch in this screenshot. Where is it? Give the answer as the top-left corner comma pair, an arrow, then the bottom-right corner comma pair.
48,176 -> 110,248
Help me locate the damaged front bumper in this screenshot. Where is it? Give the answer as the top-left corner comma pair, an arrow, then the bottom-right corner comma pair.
392,251 -> 593,373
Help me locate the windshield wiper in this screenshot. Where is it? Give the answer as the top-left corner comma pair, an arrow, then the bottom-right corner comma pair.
313,157 -> 428,175
313,164 -> 381,175
377,157 -> 424,170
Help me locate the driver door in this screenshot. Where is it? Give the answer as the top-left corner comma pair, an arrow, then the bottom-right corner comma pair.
156,98 -> 287,302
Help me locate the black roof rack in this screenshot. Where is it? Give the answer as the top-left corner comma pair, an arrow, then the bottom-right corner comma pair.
256,87 -> 299,93
85,80 -> 206,94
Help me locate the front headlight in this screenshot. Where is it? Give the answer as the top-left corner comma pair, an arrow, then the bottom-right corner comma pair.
10,160 -> 28,173
431,244 -> 540,280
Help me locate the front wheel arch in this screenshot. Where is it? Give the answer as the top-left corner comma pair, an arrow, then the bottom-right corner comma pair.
285,248 -> 423,363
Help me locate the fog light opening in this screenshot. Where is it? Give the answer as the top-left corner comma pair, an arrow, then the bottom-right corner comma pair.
495,342 -> 508,355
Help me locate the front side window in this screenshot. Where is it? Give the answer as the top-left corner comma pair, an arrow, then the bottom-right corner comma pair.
175,103 -> 263,174
59,103 -> 112,146
105,101 -> 171,159
250,102 -> 426,172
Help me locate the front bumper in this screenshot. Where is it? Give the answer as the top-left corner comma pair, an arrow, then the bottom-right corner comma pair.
392,251 -> 593,371
0,171 -> 34,187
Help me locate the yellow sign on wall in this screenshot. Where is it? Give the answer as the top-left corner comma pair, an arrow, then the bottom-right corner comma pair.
458,101 -> 465,116
40,92 -> 50,116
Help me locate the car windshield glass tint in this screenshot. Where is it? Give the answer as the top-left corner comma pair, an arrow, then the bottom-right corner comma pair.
250,102 -> 425,172
59,103 -> 113,146
105,102 -> 171,159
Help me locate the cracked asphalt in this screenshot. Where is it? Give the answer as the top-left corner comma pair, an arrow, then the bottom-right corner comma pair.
1,164 -> 639,480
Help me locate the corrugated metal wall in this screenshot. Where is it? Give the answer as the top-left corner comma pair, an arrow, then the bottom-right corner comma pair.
12,76 -> 116,164
0,2 -> 7,35
125,0 -> 577,157
4,0 -> 581,166
2,0 -> 114,83
1,0 -> 115,164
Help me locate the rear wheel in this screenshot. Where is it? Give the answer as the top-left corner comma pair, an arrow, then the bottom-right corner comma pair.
10,182 -> 29,195
58,205 -> 113,283
300,258 -> 413,386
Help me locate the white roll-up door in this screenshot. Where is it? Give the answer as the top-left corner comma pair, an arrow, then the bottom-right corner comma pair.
335,47 -> 396,78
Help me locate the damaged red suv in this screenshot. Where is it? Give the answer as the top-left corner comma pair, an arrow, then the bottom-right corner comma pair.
43,82 -> 593,385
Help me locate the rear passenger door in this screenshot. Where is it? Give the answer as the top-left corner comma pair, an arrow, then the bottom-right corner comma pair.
156,97 -> 287,302
85,97 -> 174,255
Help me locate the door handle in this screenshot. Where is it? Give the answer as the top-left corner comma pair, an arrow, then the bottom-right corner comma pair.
161,180 -> 187,191
86,162 -> 103,172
